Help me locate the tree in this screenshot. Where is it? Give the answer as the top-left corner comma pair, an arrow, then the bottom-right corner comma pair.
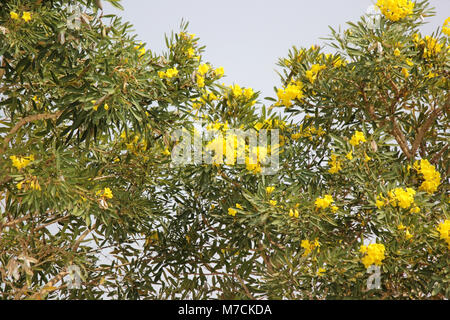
0,0 -> 448,299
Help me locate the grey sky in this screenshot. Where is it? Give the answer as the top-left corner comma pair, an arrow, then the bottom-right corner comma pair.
104,0 -> 449,101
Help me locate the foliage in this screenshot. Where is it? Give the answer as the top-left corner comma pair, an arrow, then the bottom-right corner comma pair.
0,0 -> 448,299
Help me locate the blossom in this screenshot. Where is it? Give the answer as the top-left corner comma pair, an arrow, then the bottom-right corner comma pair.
215,67 -> 224,78
349,131 -> 366,146
388,187 -> 416,209
421,36 -> 443,58
305,64 -> 326,83
301,239 -> 320,257
376,0 -> 414,22
10,11 -> 19,20
165,67 -> 178,78
236,203 -> 243,209
414,159 -> 441,194
266,186 -> 275,194
97,187 -> 113,199
394,48 -> 401,56
315,195 -> 334,210
328,154 -> 342,174
401,67 -> 410,78
198,64 -> 210,75
196,74 -> 205,87
317,267 -> 326,277
360,243 -> 386,268
22,12 -> 32,22
443,17 -> 450,37
10,155 -> 34,170
104,103 -> 109,111
289,209 -> 299,218
346,151 -> 353,160
269,200 -> 277,206
437,220 -> 450,249
228,208 -> 237,217
276,81 -> 304,107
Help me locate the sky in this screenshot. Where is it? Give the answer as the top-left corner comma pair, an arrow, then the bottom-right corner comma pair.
103,0 -> 450,101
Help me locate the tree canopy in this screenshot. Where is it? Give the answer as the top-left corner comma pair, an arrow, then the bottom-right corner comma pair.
0,0 -> 448,299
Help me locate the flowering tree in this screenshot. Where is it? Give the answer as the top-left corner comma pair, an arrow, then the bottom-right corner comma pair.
0,0 -> 448,299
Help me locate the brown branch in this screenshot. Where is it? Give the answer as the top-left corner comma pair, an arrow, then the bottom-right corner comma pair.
410,106 -> 444,157
0,111 -> 63,154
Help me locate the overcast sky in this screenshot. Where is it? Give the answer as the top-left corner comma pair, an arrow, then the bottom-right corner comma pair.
104,0 -> 449,101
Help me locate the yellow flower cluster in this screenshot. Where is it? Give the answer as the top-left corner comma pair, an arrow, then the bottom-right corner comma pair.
413,159 -> 441,194
397,224 -> 413,240
191,90 -> 219,109
96,187 -> 113,199
423,36 -> 443,58
301,239 -> 320,257
158,67 -> 179,79
388,187 -> 416,209
227,84 -> 255,102
10,155 -> 34,170
289,208 -> 299,218
443,17 -> 450,37
17,177 -> 41,191
359,243 -> 386,268
315,194 -> 334,210
376,0 -> 414,22
328,154 -> 342,174
349,131 -> 366,146
436,219 -> 450,249
305,64 -> 326,83
228,208 -> 237,217
10,11 -> 32,22
276,80 -> 304,107
134,42 -> 146,57
120,131 -> 148,158
291,124 -> 325,141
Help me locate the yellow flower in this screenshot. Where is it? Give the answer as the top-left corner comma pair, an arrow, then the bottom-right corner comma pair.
102,187 -> 113,199
165,67 -> 178,78
22,11 -> 32,22
186,47 -> 195,58
305,64 -> 326,83
346,151 -> 353,160
266,186 -> 275,194
317,267 -> 326,277
437,219 -> 450,249
269,200 -> 277,206
198,64 -> 210,75
236,203 -> 243,209
401,67 -> 409,78
397,224 -> 406,230
388,187 -> 416,209
376,0 -> 414,22
243,87 -> 254,100
228,208 -> 237,217
443,17 -> 450,37
230,84 -> 242,97
349,131 -> 366,146
360,243 -> 386,268
328,154 -> 342,174
405,58 -> 414,66
364,153 -> 372,162
276,81 -> 304,107
331,205 -> 338,213
315,195 -> 334,210
196,74 -> 205,88
394,48 -> 401,56
10,11 -> 19,20
104,103 -> 109,111
158,71 -> 166,78
414,159 -> 441,194
10,155 -> 34,170
215,67 -> 224,78
301,239 -> 320,257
